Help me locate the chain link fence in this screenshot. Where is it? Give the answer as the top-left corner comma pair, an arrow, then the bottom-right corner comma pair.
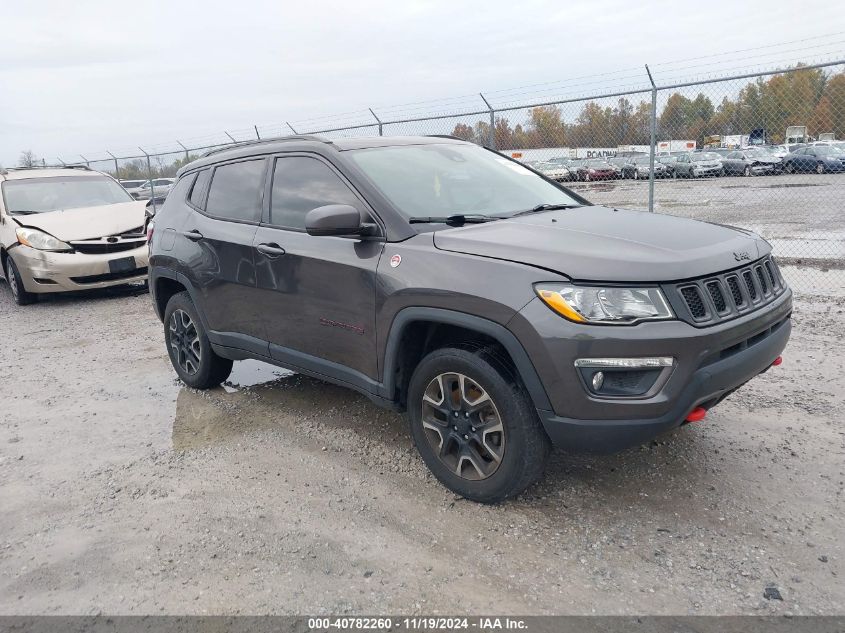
50,60 -> 845,288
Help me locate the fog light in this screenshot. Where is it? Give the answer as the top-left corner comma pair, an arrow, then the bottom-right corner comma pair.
591,372 -> 605,390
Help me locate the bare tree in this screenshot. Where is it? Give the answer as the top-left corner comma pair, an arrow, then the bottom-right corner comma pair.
18,150 -> 39,167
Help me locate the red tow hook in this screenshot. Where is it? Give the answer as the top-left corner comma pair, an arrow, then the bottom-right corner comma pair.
772,356 -> 783,367
685,407 -> 707,423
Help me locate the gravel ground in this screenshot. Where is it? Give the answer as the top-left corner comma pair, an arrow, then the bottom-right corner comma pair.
0,274 -> 843,616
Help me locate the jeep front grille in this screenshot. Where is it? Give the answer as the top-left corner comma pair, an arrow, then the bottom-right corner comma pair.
667,255 -> 787,326
680,286 -> 706,319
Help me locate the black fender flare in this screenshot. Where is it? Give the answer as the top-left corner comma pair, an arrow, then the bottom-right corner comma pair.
380,307 -> 552,412
149,268 -> 207,329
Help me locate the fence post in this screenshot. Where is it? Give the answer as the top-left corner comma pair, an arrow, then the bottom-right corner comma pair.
139,147 -> 157,213
224,131 -> 237,143
57,158 -> 66,166
79,155 -> 90,168
106,151 -> 119,179
177,141 -> 190,162
479,93 -> 496,150
369,108 -> 383,136
286,122 -> 298,135
254,125 -> 261,139
645,65 -> 657,213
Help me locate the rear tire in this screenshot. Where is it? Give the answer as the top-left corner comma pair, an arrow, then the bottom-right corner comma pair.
4,257 -> 37,306
744,165 -> 751,177
407,346 -> 551,503
163,291 -> 233,389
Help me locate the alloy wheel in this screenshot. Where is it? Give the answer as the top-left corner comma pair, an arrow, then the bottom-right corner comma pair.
420,372 -> 505,481
169,309 -> 202,375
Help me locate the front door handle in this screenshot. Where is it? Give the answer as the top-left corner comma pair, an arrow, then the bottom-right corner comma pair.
180,229 -> 204,242
256,242 -> 286,259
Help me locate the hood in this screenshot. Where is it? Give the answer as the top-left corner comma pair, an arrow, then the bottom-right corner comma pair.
433,206 -> 769,282
12,201 -> 147,241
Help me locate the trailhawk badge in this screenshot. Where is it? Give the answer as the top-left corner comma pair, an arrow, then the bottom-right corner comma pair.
390,254 -> 402,268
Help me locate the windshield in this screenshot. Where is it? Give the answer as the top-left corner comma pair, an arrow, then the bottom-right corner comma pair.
693,152 -> 720,162
2,176 -> 133,214
346,144 -> 581,219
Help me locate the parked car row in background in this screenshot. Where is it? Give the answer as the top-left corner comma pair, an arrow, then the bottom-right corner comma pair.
526,140 -> 845,181
119,177 -> 176,200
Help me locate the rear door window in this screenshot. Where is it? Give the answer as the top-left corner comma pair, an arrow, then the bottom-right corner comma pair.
205,159 -> 266,223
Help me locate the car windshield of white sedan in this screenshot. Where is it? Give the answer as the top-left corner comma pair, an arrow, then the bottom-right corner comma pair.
347,143 -> 581,218
2,176 -> 133,214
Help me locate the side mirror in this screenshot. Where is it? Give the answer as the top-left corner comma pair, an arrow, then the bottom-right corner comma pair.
305,204 -> 376,237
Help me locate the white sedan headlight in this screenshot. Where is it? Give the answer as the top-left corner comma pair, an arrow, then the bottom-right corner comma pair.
535,283 -> 674,325
16,227 -> 72,252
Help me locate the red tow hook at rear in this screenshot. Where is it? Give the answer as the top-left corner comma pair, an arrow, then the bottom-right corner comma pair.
685,407 -> 707,423
772,356 -> 783,366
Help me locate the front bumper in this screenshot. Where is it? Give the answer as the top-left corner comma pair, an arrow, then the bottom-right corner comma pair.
692,165 -> 721,176
509,289 -> 792,452
9,244 -> 149,293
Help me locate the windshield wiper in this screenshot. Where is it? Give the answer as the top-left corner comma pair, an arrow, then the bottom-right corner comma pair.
510,203 -> 582,217
408,214 -> 499,226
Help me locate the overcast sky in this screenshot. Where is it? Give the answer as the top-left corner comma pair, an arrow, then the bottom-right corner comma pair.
1,0 -> 843,166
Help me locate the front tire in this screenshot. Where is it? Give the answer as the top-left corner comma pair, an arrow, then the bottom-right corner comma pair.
4,257 -> 37,306
744,165 -> 752,177
163,291 -> 233,389
407,346 -> 551,503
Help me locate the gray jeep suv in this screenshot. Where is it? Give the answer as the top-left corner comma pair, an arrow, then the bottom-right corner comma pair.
148,135 -> 791,503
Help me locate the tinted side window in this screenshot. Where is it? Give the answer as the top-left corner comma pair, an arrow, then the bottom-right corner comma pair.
270,156 -> 361,230
205,159 -> 266,222
189,169 -> 211,208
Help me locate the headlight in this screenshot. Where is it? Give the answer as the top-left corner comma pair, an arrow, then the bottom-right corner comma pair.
535,284 -> 674,325
16,227 -> 72,252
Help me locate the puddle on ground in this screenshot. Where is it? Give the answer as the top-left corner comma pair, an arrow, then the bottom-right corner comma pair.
172,387 -> 244,450
223,359 -> 294,390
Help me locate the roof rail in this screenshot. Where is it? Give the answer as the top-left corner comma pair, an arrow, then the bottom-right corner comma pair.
200,135 -> 333,158
2,164 -> 92,172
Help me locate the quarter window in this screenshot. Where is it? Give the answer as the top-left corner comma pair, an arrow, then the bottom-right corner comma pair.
205,159 -> 266,223
189,169 -> 211,208
269,156 -> 361,229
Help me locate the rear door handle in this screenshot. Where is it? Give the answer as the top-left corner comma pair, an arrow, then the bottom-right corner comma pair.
256,242 -> 286,259
180,229 -> 204,242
